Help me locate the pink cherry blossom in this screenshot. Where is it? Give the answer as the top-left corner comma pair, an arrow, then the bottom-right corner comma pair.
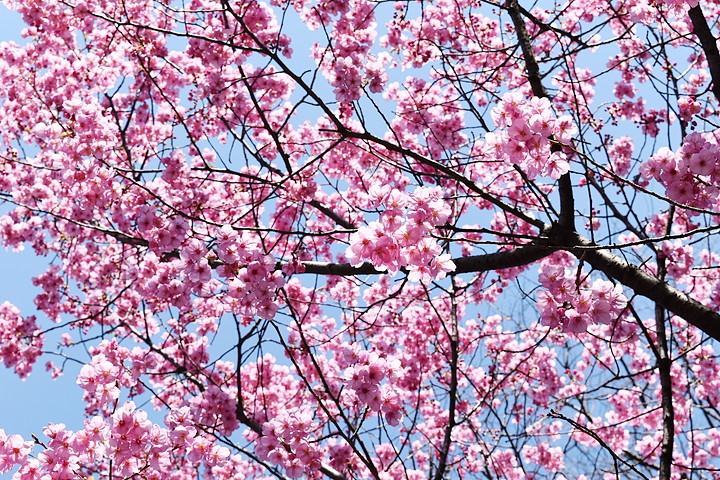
1,0 -> 720,479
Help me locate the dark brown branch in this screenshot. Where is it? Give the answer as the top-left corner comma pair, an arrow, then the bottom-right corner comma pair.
689,5 -> 720,103
556,174 -> 575,230
299,261 -> 384,275
548,410 -> 650,480
506,0 -> 575,230
654,247 -> 674,480
295,243 -> 555,276
293,235 -> 720,345
103,229 -> 149,246
308,200 -> 356,229
432,281 -> 460,480
655,304 -> 675,480
454,244 -> 554,273
506,0 -> 549,99
571,233 -> 720,343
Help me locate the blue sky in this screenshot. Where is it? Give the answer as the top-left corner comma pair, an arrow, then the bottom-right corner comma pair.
0,3 -> 88,447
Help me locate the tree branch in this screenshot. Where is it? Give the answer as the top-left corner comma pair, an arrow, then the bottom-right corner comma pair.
571,233 -> 720,342
506,0 -> 575,230
432,281 -> 460,480
655,303 -> 675,480
95,224 -> 720,344
689,5 -> 720,103
295,242 -> 555,276
308,200 -> 356,230
505,0 -> 549,99
653,245 -> 675,480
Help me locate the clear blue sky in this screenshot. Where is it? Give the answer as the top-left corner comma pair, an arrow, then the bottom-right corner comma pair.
0,4 -> 87,446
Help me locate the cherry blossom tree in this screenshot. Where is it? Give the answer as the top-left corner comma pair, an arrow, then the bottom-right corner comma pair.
3,0 -> 720,478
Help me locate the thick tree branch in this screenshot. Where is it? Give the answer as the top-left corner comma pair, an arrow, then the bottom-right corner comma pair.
308,200 -> 356,229
432,282 -> 460,480
689,5 -> 720,103
506,0 -> 549,98
95,225 -> 720,343
301,233 -> 720,344
506,0 -> 575,230
571,233 -> 720,342
653,249 -> 675,480
655,304 -> 675,480
296,243 -> 555,276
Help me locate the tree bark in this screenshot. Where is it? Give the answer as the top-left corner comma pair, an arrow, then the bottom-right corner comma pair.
689,5 -> 720,103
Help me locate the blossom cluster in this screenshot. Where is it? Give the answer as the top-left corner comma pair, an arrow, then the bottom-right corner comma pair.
0,301 -> 43,379
536,262 -> 627,333
661,240 -> 695,281
138,225 -> 285,320
255,411 -> 321,478
0,429 -> 32,475
12,403 -> 230,480
383,77 -> 468,159
521,441 -> 565,473
607,135 -> 634,177
77,355 -> 122,412
340,344 -> 404,426
76,340 -> 153,415
345,185 -> 455,282
484,92 -> 577,179
166,405 -> 232,468
308,0 -> 387,104
188,384 -> 241,437
213,226 -> 286,320
640,132 -> 720,209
